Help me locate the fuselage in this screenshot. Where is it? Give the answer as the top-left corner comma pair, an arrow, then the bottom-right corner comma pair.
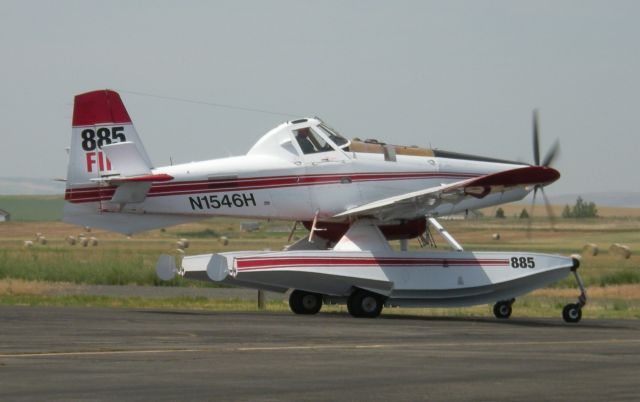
65,118 -> 531,223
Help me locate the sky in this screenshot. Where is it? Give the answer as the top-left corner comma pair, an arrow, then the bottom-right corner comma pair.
1,0 -> 638,197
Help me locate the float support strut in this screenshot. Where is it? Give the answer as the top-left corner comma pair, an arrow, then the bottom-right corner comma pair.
427,217 -> 464,252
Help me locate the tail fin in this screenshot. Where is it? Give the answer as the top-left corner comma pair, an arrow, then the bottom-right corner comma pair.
65,89 -> 152,190
64,90 -> 197,234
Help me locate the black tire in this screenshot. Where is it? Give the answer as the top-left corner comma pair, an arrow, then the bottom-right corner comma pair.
562,303 -> 582,323
493,300 -> 512,319
347,289 -> 384,318
289,290 -> 322,315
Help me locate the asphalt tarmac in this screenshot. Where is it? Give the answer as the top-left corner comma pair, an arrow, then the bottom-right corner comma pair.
1,306 -> 639,402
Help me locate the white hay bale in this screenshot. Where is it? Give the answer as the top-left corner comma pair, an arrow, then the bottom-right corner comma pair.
24,240 -> 34,248
176,240 -> 186,250
610,243 -> 631,259
582,243 -> 599,256
80,237 -> 89,247
38,236 -> 47,245
179,238 -> 189,248
220,236 -> 229,246
85,226 -> 91,232
570,253 -> 582,261
35,232 -> 43,239
492,233 -> 500,240
67,236 -> 77,246
89,237 -> 98,246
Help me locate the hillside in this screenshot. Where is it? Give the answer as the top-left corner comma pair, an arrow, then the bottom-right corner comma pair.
0,196 -> 64,221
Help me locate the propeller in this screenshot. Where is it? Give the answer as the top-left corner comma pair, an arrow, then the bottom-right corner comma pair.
527,110 -> 560,237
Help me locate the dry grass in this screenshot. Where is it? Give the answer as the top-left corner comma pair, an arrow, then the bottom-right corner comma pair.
532,284 -> 640,300
0,279 -> 73,295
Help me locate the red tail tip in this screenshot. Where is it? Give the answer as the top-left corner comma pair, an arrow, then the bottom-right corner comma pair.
72,90 -> 132,127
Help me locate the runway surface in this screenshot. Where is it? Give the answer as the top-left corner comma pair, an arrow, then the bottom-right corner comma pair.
1,306 -> 639,402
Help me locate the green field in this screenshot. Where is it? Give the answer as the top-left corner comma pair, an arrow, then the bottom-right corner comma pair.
0,195 -> 64,221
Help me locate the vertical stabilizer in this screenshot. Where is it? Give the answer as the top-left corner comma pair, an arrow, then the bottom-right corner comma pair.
66,89 -> 152,192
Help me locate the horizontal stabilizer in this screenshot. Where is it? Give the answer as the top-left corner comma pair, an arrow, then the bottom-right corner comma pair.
91,142 -> 173,204
109,174 -> 173,183
110,182 -> 152,204
101,141 -> 151,177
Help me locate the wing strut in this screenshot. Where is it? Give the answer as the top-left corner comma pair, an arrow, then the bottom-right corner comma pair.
308,210 -> 327,243
427,217 -> 464,252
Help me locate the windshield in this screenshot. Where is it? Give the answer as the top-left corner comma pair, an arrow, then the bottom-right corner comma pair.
318,124 -> 349,148
293,127 -> 333,154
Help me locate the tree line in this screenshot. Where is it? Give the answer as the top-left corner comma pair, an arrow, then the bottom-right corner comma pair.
494,196 -> 598,219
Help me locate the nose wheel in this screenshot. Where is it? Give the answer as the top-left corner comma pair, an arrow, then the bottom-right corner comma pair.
562,303 -> 582,323
562,259 -> 587,323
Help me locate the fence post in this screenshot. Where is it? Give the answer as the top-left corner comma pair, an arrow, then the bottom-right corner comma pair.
258,290 -> 266,310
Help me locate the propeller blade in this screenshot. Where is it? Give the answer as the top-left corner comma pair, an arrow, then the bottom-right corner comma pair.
526,186 -> 539,238
525,110 -> 559,237
532,109 -> 540,166
540,187 -> 557,231
542,139 -> 560,167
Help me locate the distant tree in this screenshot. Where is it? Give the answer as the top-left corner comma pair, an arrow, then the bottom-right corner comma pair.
519,208 -> 530,219
495,207 -> 506,219
562,197 -> 598,218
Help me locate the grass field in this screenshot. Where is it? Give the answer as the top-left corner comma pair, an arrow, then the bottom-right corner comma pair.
0,195 -> 64,221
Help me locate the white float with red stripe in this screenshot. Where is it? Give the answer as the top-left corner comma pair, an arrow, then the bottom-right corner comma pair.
188,249 -> 574,308
164,220 -> 579,310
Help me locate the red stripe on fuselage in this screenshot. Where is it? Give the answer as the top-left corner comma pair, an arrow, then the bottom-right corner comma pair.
64,172 -> 479,203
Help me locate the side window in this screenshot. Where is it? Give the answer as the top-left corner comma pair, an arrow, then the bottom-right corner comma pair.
294,127 -> 333,154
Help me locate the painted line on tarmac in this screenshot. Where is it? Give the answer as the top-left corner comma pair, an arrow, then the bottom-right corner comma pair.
236,338 -> 640,351
2,338 -> 639,358
0,348 -> 210,358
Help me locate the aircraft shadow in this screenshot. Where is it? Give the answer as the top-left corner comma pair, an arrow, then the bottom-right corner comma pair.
378,313 -> 632,330
134,309 -> 634,330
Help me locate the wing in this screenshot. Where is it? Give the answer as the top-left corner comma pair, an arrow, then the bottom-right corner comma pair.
334,166 -> 559,221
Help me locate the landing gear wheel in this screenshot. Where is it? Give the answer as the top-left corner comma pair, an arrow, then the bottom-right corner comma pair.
562,303 -> 582,323
347,289 -> 384,318
493,300 -> 513,319
289,290 -> 322,315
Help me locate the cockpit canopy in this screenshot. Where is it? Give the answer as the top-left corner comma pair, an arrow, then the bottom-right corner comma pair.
292,124 -> 349,154
247,118 -> 350,160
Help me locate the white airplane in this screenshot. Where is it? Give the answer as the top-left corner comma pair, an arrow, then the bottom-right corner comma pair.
64,89 -> 587,322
